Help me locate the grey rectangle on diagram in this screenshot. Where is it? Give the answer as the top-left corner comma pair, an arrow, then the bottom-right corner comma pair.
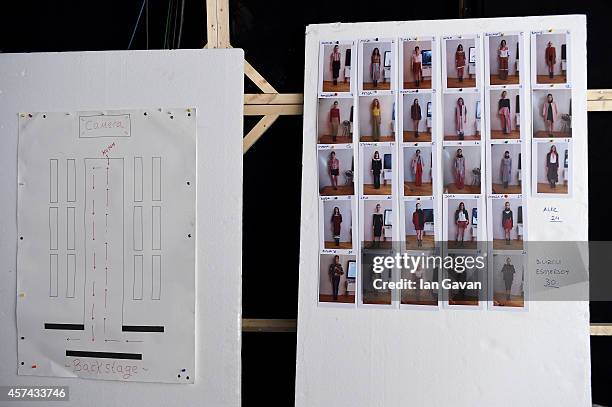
152,206 -> 161,250
66,253 -> 76,298
152,255 -> 161,300
133,206 -> 143,251
133,255 -> 143,300
49,207 -> 58,250
152,157 -> 161,201
134,157 -> 143,202
66,207 -> 75,250
67,159 -> 76,202
50,159 -> 58,203
49,254 -> 58,297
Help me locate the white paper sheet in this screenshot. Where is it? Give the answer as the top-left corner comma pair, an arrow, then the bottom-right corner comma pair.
17,108 -> 196,383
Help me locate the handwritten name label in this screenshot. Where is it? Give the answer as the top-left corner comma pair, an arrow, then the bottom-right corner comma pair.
530,243 -> 589,301
542,206 -> 562,223
535,258 -> 569,289
79,114 -> 131,138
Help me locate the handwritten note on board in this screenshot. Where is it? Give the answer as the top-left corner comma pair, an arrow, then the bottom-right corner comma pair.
79,114 -> 131,138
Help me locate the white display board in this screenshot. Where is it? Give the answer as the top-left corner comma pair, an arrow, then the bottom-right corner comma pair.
299,16 -> 590,406
0,50 -> 243,405
17,108 -> 196,383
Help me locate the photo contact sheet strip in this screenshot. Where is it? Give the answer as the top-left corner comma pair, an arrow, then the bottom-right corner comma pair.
398,36 -> 442,309
484,31 -> 529,310
317,40 -> 357,307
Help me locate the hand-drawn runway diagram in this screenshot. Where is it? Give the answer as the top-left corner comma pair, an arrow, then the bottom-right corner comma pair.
17,109 -> 196,383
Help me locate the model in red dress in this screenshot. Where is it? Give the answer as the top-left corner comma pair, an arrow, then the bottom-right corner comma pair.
455,44 -> 466,83
502,201 -> 514,245
412,202 -> 425,247
329,101 -> 341,142
411,149 -> 424,187
545,41 -> 556,79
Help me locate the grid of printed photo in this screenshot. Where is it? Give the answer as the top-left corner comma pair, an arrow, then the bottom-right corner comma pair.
314,31 -> 573,311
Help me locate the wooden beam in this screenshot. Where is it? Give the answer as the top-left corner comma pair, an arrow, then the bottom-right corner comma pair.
242,318 -> 297,333
587,89 -> 612,112
244,104 -> 303,116
205,0 -> 230,48
240,319 -> 612,335
245,93 -> 304,105
587,89 -> 612,101
245,60 -> 278,94
243,114 -> 279,152
590,323 -> 612,336
588,101 -> 612,111
216,0 -> 231,48
205,0 -> 218,48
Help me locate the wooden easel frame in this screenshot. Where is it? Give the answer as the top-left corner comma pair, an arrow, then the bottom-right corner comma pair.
205,0 -> 303,153
204,0 -> 612,335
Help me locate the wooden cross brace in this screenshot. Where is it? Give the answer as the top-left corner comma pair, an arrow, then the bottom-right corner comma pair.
205,0 -> 304,153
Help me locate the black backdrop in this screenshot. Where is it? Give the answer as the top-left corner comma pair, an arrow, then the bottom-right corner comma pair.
1,0 -> 611,405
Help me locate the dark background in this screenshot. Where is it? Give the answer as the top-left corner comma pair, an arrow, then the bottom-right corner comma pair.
1,0 -> 610,405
